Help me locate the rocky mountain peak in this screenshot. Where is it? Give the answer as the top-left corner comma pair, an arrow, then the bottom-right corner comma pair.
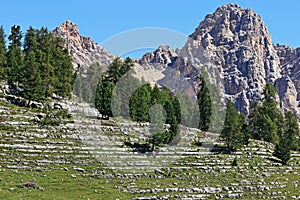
139,45 -> 177,66
190,4 -> 266,41
52,21 -> 114,69
52,5 -> 300,118
55,21 -> 80,38
178,4 -> 283,114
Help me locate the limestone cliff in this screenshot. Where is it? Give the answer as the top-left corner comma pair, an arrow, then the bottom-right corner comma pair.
52,21 -> 114,69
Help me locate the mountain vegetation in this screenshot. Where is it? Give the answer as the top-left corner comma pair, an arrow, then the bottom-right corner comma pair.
221,83 -> 299,163
0,25 -> 73,102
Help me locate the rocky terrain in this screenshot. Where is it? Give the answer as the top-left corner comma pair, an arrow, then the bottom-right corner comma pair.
0,88 -> 299,199
2,4 -> 296,199
53,4 -> 300,117
52,21 -> 115,70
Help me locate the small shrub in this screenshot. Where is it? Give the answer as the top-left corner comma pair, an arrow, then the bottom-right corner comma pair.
231,158 -> 238,166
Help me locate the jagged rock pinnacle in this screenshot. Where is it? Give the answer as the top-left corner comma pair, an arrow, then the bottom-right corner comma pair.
52,21 -> 114,69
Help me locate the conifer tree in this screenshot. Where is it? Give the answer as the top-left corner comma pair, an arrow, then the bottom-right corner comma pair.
0,26 -> 7,79
22,51 -> 44,102
129,84 -> 151,122
95,77 -> 114,118
221,101 -> 243,151
274,135 -> 291,165
250,83 -> 282,143
284,111 -> 299,151
239,112 -> 251,145
7,25 -> 24,85
197,75 -> 212,131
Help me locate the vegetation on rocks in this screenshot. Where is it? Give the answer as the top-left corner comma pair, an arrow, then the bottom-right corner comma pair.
0,25 -> 73,101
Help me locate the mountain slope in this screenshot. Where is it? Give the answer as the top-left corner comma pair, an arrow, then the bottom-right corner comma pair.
52,5 -> 300,118
52,21 -> 115,69
142,4 -> 299,116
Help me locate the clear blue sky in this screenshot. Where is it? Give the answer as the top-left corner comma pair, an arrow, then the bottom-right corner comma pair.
1,0 -> 299,55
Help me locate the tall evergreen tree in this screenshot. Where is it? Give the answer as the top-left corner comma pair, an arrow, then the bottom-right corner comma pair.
239,112 -> 251,145
197,75 -> 212,131
250,83 -> 283,143
284,111 -> 299,151
273,135 -> 291,165
22,51 -> 44,102
37,27 -> 55,98
151,84 -> 162,105
0,26 -> 7,79
129,84 -> 151,122
221,101 -> 244,151
7,25 -> 24,85
95,77 -> 114,118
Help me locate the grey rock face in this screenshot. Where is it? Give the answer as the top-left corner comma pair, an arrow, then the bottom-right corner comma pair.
275,45 -> 300,115
52,21 -> 114,69
140,4 -> 300,116
180,4 -> 282,114
138,45 -> 178,69
53,5 -> 300,117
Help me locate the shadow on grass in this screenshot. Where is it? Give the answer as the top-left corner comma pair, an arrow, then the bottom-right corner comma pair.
209,144 -> 232,154
124,141 -> 153,153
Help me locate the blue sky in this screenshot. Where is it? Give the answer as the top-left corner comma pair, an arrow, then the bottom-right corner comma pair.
1,0 -> 300,56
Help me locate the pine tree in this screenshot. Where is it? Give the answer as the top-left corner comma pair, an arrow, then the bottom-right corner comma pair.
274,135 -> 291,165
7,25 -> 24,85
106,57 -> 133,84
73,74 -> 83,99
197,75 -> 212,131
129,84 -> 151,122
52,36 -> 73,98
250,83 -> 283,143
239,112 -> 251,145
95,77 -> 114,118
22,51 -> 44,102
284,111 -> 299,151
0,26 -> 7,79
114,71 -> 140,118
151,84 -> 162,105
95,57 -> 135,118
221,101 -> 243,151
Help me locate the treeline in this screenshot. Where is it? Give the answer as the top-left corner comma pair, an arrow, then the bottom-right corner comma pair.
221,83 -> 300,164
95,58 -> 212,147
0,25 -> 73,102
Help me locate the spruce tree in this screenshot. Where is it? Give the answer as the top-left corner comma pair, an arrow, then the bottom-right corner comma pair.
37,27 -> 55,98
22,51 -> 44,102
95,77 -> 114,118
197,75 -> 212,131
129,84 -> 151,122
151,84 -> 162,105
7,25 -> 24,85
250,83 -> 283,143
221,101 -> 243,151
274,135 -> 291,165
0,26 -> 7,79
239,112 -> 251,145
284,111 -> 299,151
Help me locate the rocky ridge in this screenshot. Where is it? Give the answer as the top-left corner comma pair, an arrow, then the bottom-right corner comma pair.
52,21 -> 115,69
53,4 -> 300,117
139,4 -> 300,116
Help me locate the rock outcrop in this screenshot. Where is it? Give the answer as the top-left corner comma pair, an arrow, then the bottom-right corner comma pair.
179,4 -> 282,114
53,5 -> 300,118
275,45 -> 300,114
52,21 -> 114,69
140,4 -> 300,116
